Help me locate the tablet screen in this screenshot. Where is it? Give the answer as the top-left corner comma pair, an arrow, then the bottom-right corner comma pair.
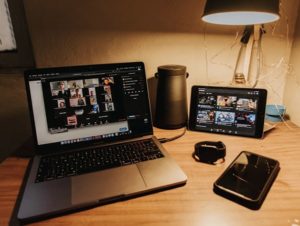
189,86 -> 267,138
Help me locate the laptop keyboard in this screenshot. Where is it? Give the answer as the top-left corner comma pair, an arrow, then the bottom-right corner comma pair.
35,139 -> 164,183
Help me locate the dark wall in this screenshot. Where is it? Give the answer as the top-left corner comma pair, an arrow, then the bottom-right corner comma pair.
0,75 -> 32,161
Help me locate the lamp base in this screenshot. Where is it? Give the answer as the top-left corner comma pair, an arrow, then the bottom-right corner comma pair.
232,73 -> 246,86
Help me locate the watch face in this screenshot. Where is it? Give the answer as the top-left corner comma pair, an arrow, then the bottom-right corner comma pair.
199,146 -> 219,163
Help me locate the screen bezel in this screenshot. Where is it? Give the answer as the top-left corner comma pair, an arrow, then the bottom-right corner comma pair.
24,62 -> 153,154
189,85 -> 267,138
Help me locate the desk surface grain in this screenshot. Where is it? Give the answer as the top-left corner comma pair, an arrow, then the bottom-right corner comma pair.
1,122 -> 300,226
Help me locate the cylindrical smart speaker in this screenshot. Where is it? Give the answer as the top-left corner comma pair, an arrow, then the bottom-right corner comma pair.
154,65 -> 188,129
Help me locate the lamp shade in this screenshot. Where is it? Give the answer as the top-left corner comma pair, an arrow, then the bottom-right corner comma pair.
202,0 -> 280,25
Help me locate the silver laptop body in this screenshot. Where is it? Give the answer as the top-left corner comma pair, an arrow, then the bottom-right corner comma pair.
18,62 -> 187,222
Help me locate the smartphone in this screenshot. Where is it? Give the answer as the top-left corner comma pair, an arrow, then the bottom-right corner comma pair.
213,151 -> 280,210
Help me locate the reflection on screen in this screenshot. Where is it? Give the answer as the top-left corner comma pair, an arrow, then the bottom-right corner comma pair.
217,152 -> 278,200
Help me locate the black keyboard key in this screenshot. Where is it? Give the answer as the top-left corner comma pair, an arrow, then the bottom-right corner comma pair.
35,139 -> 164,183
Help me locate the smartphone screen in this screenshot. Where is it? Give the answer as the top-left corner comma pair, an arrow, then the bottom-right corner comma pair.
215,151 -> 279,202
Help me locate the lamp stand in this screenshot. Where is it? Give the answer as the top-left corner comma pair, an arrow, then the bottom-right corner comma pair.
231,25 -> 263,88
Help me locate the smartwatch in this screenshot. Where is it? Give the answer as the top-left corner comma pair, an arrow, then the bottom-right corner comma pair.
193,141 -> 226,164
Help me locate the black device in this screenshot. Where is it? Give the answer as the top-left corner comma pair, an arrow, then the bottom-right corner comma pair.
193,141 -> 226,164
213,151 -> 280,210
189,86 -> 267,138
154,65 -> 188,129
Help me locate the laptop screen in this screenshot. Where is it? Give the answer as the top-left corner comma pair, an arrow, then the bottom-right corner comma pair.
25,62 -> 153,151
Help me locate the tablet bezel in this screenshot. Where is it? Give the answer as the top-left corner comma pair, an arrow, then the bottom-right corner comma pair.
189,86 -> 267,138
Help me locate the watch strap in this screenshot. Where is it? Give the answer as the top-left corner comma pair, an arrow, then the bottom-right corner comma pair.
193,141 -> 226,164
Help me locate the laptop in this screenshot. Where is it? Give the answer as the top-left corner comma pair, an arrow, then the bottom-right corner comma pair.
18,62 -> 187,222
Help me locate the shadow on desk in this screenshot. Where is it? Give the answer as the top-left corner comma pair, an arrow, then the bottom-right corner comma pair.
12,137 -> 35,159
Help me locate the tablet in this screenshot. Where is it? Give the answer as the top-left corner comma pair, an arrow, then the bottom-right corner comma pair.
189,86 -> 267,138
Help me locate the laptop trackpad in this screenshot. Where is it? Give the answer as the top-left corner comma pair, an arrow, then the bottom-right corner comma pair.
71,165 -> 146,205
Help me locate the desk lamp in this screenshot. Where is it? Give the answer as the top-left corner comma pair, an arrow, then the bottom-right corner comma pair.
202,0 -> 280,87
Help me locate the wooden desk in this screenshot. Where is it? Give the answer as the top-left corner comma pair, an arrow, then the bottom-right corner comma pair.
1,122 -> 300,226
